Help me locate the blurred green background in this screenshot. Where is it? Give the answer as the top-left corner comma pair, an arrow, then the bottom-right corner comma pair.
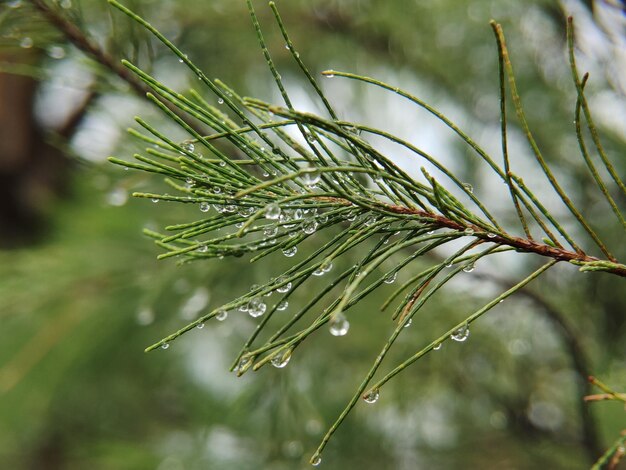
1,0 -> 625,468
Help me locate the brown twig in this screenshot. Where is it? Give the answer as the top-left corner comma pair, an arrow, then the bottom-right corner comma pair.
29,0 -> 148,96
29,0 -> 204,133
324,196 -> 626,278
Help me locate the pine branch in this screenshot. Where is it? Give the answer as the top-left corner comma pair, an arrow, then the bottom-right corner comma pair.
102,2 -> 625,464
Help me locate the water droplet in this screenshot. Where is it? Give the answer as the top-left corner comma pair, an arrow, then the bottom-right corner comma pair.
311,455 -> 322,466
223,204 -> 237,213
218,98 -> 224,105
265,203 -> 281,220
161,343 -> 170,350
199,202 -> 211,212
247,298 -> 267,318
284,43 -> 290,50
463,263 -> 475,273
451,324 -> 470,342
302,220 -> 318,234
20,37 -> 33,49
263,225 -> 278,237
464,227 -> 475,235
433,342 -> 443,350
197,244 -> 208,253
271,348 -> 292,368
181,141 -> 195,152
47,45 -> 65,59
463,183 -> 473,193
213,187 -> 222,194
238,206 -> 255,217
236,356 -> 252,373
302,168 -> 321,187
363,389 -> 380,404
313,267 -> 325,276
445,262 -> 453,268
384,272 -> 397,284
318,213 -> 329,224
427,230 -> 435,235
178,58 -> 184,63
277,300 -> 288,311
329,314 -> 350,336
325,71 -> 335,78
276,278 -> 292,293
487,232 -> 497,239
196,322 -> 205,329
282,246 -> 297,257
321,261 -> 333,273
215,309 -> 228,321
151,197 -> 159,203
239,303 -> 249,312
404,318 -> 412,328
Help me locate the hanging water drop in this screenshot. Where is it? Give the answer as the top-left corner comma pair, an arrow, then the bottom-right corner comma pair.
464,227 -> 475,235
181,141 -> 195,153
196,322 -> 205,329
263,225 -> 278,237
487,232 -> 497,239
384,272 -> 397,284
271,349 -> 292,368
161,343 -> 170,350
451,324 -> 470,342
302,220 -> 318,234
313,267 -> 325,276
265,203 -> 281,220
215,309 -> 228,321
434,342 -> 443,350
302,168 -> 321,187
276,278 -> 292,293
363,389 -> 380,404
199,202 -> 211,212
463,183 -> 474,193
197,244 -> 208,253
48,45 -> 65,59
404,318 -> 412,328
277,300 -> 288,311
151,197 -> 159,203
311,455 -> 322,466
282,246 -> 297,257
247,298 -> 267,318
325,70 -> 335,78
20,37 -> 33,49
463,263 -> 475,273
321,261 -> 333,273
329,314 -> 350,336
218,98 -> 224,105
236,356 -> 252,373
